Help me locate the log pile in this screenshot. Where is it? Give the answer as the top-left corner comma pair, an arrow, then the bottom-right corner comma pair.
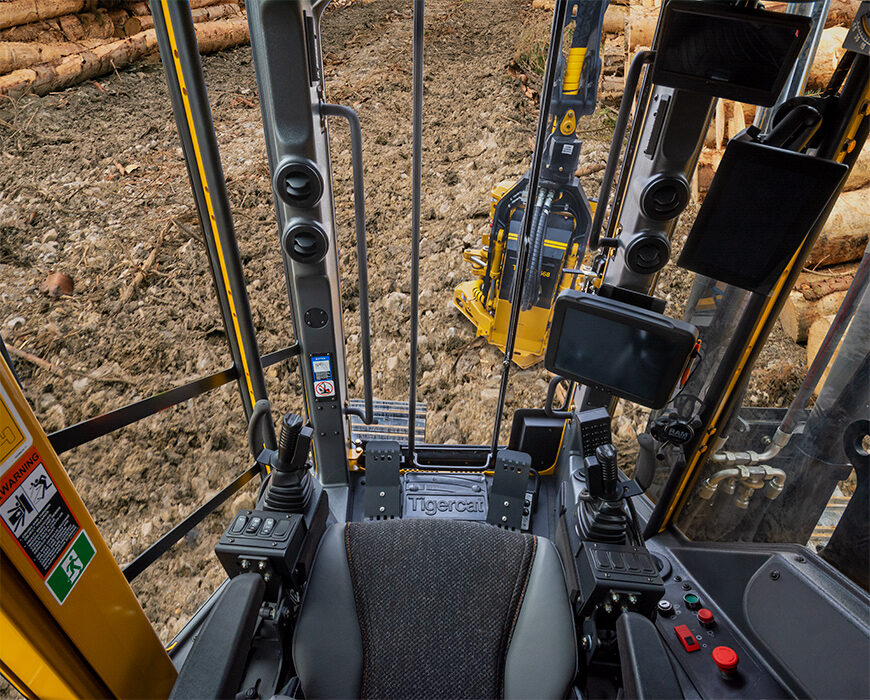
0,0 -> 249,99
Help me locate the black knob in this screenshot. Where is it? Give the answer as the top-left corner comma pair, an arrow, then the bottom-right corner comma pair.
596,443 -> 619,499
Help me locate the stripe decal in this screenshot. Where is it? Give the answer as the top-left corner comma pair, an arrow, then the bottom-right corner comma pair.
160,1 -> 257,409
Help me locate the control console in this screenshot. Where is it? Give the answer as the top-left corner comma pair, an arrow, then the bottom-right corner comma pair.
648,543 -> 788,698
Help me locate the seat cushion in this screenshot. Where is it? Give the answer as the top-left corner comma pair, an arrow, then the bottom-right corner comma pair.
293,520 -> 576,699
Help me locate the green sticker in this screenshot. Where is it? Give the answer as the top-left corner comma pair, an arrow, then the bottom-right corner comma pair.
46,530 -> 95,604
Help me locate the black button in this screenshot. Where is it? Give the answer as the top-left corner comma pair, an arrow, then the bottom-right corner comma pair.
245,516 -> 262,534
261,518 -> 276,536
611,552 -> 625,570
230,515 -> 248,534
593,550 -> 611,570
273,519 -> 291,538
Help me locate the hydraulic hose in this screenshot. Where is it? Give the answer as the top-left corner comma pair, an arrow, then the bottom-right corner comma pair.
519,188 -> 546,310
521,189 -> 554,311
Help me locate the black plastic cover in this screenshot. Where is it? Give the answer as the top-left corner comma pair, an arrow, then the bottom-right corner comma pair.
677,140 -> 848,295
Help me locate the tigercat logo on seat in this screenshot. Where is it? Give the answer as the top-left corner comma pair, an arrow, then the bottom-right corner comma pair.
405,495 -> 486,517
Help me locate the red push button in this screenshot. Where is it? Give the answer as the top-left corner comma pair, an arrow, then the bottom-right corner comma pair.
697,608 -> 715,626
712,645 -> 739,673
674,624 -> 700,652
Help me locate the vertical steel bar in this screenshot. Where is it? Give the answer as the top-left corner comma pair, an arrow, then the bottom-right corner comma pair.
150,0 -> 275,452
408,0 -> 424,459
321,103 -> 376,426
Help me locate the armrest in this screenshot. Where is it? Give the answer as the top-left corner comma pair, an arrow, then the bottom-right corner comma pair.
616,612 -> 683,700
170,573 -> 265,700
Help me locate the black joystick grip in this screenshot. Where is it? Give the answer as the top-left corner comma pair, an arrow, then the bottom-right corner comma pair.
264,412 -> 313,513
276,413 -> 304,471
596,443 -> 619,499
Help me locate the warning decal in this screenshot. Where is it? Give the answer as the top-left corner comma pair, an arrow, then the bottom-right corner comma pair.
1,447 -> 81,578
314,380 -> 336,398
0,381 -> 32,473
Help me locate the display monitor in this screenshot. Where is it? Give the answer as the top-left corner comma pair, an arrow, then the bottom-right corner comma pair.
677,139 -> 848,295
544,292 -> 699,409
651,1 -> 812,106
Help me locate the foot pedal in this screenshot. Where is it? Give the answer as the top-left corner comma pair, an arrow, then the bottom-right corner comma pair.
363,440 -> 402,519
348,399 -> 426,445
487,449 -> 531,530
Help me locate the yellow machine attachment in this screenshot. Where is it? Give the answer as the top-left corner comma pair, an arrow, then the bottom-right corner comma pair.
453,0 -> 606,367
0,356 -> 176,699
454,181 -> 592,368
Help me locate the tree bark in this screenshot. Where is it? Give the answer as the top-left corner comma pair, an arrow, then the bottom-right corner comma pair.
626,6 -> 657,52
0,38 -> 106,73
0,0 -> 92,30
844,144 -> 870,192
806,314 -> 839,398
808,26 -> 848,89
780,290 -> 847,344
0,7 -> 128,43
806,188 -> 870,268
826,0 -> 861,28
124,3 -> 240,36
0,17 -> 249,99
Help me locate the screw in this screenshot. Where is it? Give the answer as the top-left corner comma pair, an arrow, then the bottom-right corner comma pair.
674,575 -> 682,582
380,491 -> 385,497
504,500 -> 509,507
795,555 -> 806,563
379,506 -> 385,512
770,570 -> 780,580
682,582 -> 691,590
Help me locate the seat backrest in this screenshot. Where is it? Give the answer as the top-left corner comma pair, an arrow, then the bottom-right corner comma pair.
293,519 -> 576,699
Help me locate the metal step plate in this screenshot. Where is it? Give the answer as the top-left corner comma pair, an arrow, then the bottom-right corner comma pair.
348,398 -> 426,446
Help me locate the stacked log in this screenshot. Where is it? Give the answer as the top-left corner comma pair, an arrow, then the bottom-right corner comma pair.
0,0 -> 248,98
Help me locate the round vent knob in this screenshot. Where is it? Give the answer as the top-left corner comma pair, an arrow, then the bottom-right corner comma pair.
274,159 -> 324,209
640,174 -> 690,222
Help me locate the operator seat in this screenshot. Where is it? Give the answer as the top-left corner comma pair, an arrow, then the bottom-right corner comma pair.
293,519 -> 577,699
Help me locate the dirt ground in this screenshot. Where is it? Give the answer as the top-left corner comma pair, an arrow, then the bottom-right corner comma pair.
0,0 -> 805,677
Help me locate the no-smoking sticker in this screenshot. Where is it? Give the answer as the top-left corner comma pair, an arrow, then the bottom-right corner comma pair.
314,380 -> 335,398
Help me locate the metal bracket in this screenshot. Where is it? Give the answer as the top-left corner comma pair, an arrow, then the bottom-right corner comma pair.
363,441 -> 402,519
487,449 -> 531,529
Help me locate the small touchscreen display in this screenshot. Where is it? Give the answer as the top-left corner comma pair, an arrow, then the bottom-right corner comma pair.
545,293 -> 698,409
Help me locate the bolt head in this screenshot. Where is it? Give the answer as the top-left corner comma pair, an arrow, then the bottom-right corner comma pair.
379,491 -> 385,497
502,515 -> 507,522
379,506 -> 385,512
503,500 -> 509,507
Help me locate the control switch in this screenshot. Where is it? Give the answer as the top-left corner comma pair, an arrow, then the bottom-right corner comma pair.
675,624 -> 700,652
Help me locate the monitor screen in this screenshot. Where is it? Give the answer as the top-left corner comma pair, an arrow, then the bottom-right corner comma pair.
651,2 -> 811,106
677,140 -> 848,295
545,292 -> 699,409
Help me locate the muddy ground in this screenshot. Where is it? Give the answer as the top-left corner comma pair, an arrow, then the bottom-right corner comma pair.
0,0 -> 804,669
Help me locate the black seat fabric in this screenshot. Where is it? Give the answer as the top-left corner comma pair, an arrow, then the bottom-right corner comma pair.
293,519 -> 576,699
